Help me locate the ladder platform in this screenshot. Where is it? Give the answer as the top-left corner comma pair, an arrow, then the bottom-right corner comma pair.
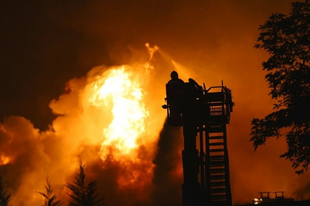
164,76 -> 233,206
205,92 -> 225,101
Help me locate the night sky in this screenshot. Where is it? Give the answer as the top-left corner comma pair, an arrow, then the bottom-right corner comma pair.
0,0 -> 293,130
1,0 -> 310,205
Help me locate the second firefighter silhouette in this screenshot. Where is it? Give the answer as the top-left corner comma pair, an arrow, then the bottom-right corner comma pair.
163,71 -> 234,206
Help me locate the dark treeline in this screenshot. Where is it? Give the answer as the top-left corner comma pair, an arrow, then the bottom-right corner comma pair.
0,160 -> 104,206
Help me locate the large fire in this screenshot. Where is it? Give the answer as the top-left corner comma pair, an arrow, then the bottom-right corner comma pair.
0,44 -> 176,205
89,67 -> 148,160
86,65 -> 153,188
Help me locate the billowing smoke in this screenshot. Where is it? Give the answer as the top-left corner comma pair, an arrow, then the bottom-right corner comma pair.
0,116 -> 71,205
151,119 -> 183,206
0,45 -> 186,206
1,0 -> 310,205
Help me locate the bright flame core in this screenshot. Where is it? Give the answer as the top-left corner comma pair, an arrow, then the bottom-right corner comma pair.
85,65 -> 155,189
48,43 -> 163,193
89,67 -> 148,161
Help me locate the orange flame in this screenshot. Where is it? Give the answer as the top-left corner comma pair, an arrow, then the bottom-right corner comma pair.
0,154 -> 12,165
71,44 -> 163,190
88,66 -> 148,161
0,44 -> 166,205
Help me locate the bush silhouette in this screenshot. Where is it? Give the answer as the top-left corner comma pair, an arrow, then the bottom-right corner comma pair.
38,177 -> 63,206
66,159 -> 104,206
0,175 -> 11,206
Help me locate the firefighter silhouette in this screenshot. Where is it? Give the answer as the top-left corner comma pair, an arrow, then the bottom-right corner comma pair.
166,71 -> 185,126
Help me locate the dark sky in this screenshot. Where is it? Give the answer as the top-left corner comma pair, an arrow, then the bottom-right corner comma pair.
1,0 -> 310,205
0,0 -> 293,130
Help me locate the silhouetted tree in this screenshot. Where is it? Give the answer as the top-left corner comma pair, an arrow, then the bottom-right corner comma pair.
66,159 -> 104,206
250,0 -> 310,174
0,175 -> 11,206
38,177 -> 63,206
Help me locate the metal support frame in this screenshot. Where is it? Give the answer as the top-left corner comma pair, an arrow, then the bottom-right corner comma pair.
164,80 -> 234,206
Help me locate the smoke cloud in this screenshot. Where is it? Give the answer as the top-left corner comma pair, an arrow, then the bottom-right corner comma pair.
151,119 -> 183,206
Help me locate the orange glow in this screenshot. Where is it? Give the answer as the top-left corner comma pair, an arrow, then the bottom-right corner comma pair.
87,65 -> 154,189
0,43 -> 175,205
89,67 -> 148,161
66,44 -> 164,190
0,154 -> 12,165
44,43 -> 167,195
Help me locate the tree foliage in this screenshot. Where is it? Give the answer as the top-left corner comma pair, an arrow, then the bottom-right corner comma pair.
0,175 -> 11,206
38,177 -> 63,206
66,160 -> 104,206
250,0 -> 310,174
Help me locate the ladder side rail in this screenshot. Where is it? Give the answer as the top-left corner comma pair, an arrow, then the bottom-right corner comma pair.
204,124 -> 212,205
199,125 -> 205,190
223,123 -> 233,206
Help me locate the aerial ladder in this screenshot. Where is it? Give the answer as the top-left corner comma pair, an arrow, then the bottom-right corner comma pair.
163,73 -> 234,206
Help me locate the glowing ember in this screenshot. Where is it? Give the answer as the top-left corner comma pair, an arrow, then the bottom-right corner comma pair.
0,154 -> 11,165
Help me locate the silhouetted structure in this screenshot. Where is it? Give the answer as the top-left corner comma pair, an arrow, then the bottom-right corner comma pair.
251,191 -> 294,204
163,71 -> 234,206
251,0 -> 310,174
235,191 -> 310,206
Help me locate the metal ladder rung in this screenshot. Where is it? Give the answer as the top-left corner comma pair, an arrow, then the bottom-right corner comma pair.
210,175 -> 226,180
211,194 -> 227,200
210,188 -> 227,194
210,181 -> 226,187
210,155 -> 225,159
209,142 -> 224,146
209,136 -> 224,140
210,168 -> 225,174
209,161 -> 225,167
210,148 -> 224,152
208,127 -> 224,133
